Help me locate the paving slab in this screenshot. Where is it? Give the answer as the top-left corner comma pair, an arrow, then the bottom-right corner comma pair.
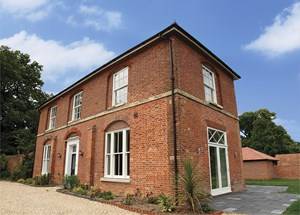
212,185 -> 299,215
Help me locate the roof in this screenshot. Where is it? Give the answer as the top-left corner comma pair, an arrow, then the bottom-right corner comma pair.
242,147 -> 278,161
39,23 -> 241,109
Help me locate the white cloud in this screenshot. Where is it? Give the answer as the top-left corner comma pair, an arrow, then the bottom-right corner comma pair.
274,118 -> 300,141
67,4 -> 122,31
0,0 -> 52,21
0,31 -> 115,82
245,2 -> 300,57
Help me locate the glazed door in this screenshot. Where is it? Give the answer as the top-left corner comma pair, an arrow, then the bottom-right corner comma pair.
208,128 -> 231,196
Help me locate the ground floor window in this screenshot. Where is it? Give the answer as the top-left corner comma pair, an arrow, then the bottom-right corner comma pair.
64,137 -> 79,176
208,127 -> 231,196
41,144 -> 51,175
105,129 -> 130,178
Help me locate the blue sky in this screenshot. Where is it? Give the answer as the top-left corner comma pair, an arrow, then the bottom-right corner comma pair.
0,0 -> 299,141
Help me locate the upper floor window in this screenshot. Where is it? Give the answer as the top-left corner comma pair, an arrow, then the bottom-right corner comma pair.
72,92 -> 82,121
112,67 -> 128,106
203,66 -> 217,104
104,129 -> 130,179
41,144 -> 51,175
48,106 -> 57,129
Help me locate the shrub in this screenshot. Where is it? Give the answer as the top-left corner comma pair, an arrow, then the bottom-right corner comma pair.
158,194 -> 175,212
123,193 -> 134,205
25,178 -> 34,185
11,165 -> 27,181
34,174 -> 51,186
87,187 -> 102,198
180,159 -> 211,213
17,178 -> 25,183
145,192 -> 159,204
63,175 -> 80,190
72,186 -> 88,195
101,191 -> 115,200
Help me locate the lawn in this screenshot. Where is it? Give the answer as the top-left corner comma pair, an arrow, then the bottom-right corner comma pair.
246,179 -> 300,215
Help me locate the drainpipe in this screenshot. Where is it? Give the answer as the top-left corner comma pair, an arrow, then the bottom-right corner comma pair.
167,37 -> 179,203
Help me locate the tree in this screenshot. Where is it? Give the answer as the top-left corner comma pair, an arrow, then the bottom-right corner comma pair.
0,45 -> 49,157
239,109 -> 300,156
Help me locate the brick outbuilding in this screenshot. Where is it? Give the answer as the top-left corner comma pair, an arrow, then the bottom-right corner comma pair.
242,147 -> 278,180
33,23 -> 244,197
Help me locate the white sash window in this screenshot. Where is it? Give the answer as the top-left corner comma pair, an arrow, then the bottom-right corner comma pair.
41,144 -> 51,175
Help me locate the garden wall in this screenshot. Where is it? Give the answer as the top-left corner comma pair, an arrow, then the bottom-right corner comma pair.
6,154 -> 24,174
274,153 -> 300,179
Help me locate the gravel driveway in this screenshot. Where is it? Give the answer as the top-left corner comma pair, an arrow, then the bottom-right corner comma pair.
0,181 -> 137,215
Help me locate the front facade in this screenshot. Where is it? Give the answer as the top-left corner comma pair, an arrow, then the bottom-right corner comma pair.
33,23 -> 244,196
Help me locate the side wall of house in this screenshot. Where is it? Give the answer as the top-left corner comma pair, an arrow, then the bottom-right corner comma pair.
172,36 -> 244,193
243,161 -> 275,180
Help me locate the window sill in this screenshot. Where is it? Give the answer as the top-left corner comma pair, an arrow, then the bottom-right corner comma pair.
68,119 -> 81,124
108,103 -> 126,110
209,102 -> 223,109
100,177 -> 130,183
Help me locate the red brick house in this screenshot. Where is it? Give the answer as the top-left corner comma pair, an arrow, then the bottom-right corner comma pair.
33,23 -> 244,197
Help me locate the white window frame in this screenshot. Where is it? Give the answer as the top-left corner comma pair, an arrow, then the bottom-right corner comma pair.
112,67 -> 128,107
207,127 -> 231,196
41,144 -> 51,175
71,92 -> 82,121
48,106 -> 57,129
103,128 -> 130,181
203,66 -> 217,104
64,136 -> 80,176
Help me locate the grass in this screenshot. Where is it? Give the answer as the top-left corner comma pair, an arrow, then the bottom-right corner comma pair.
246,179 -> 300,215
246,179 -> 300,194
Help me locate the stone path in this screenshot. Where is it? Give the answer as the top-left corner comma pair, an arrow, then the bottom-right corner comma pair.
212,185 -> 300,215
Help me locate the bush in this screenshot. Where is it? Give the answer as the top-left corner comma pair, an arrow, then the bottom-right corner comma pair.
95,191 -> 114,200
25,178 -> 34,185
158,194 -> 175,212
72,186 -> 88,195
145,192 -> 159,204
63,175 -> 80,190
180,159 -> 211,213
87,187 -> 102,198
17,178 -> 25,183
34,174 -> 51,186
11,165 -> 27,181
123,193 -> 134,205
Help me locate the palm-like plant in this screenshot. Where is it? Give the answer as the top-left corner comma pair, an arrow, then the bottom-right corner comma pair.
180,159 -> 211,213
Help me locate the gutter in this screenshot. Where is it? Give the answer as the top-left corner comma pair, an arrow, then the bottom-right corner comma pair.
167,37 -> 179,202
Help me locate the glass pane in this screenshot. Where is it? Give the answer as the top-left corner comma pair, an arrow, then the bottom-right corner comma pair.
220,148 -> 228,187
114,132 -> 118,152
114,154 -> 123,176
126,130 -> 130,152
107,134 -> 111,153
205,87 -> 213,102
119,132 -> 123,152
106,155 -> 110,175
209,146 -> 219,189
47,146 -> 51,159
126,153 -> 130,176
72,145 -> 77,153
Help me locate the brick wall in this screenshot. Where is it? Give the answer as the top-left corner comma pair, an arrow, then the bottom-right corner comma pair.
243,160 -> 275,180
274,153 -> 300,179
6,154 -> 24,174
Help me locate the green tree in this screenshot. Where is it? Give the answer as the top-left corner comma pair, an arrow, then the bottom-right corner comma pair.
239,109 -> 300,156
0,46 -> 50,177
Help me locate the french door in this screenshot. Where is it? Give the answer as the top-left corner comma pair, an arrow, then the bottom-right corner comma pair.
65,137 -> 79,176
208,128 -> 231,196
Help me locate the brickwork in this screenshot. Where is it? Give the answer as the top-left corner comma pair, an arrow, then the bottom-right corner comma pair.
274,153 -> 300,179
33,27 -> 244,197
243,161 -> 275,180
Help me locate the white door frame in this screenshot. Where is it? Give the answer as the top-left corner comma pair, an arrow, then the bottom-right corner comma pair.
207,127 -> 231,196
64,137 -> 79,176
